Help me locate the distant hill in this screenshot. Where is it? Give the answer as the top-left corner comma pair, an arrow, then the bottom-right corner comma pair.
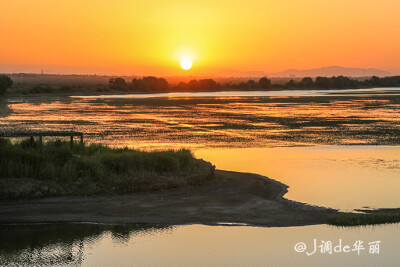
267,66 -> 391,78
216,70 -> 267,78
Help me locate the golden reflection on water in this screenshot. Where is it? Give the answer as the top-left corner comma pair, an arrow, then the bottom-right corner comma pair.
1,95 -> 400,149
81,224 -> 400,267
196,146 -> 400,211
2,223 -> 399,266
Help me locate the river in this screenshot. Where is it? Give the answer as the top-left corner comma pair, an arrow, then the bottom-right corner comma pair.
0,88 -> 399,266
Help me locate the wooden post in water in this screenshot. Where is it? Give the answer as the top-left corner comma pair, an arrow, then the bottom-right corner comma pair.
0,131 -> 84,150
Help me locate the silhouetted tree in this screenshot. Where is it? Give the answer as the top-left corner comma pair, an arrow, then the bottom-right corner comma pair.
259,77 -> 271,89
247,80 -> 256,90
144,77 -> 168,92
0,74 -> 13,95
187,80 -> 201,91
131,78 -> 145,91
109,77 -> 127,90
199,79 -> 218,91
364,76 -> 400,88
285,79 -> 297,88
131,77 -> 169,92
175,82 -> 188,91
299,77 -> 314,88
330,76 -> 358,89
369,76 -> 381,86
156,78 -> 169,91
314,76 -> 331,89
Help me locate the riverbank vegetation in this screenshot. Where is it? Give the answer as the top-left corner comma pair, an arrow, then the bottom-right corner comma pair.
4,73 -> 400,95
0,138 -> 213,199
108,75 -> 400,92
328,209 -> 400,226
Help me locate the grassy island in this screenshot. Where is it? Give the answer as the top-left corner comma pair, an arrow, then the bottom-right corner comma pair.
0,138 -> 213,199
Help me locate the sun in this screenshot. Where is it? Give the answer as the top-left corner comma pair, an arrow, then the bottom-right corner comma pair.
180,59 -> 192,70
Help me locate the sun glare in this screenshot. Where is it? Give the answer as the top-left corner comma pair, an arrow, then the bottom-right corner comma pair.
180,59 -> 192,70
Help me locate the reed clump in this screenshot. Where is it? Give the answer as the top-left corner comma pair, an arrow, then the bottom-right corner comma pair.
0,138 -> 200,185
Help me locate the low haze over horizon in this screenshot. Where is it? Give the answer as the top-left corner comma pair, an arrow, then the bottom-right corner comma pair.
1,0 -> 400,76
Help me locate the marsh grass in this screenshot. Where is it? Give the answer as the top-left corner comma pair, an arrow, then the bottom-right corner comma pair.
328,209 -> 400,226
0,138 -> 199,185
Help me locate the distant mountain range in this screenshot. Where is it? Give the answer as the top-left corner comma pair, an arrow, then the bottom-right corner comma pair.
216,70 -> 267,77
268,66 -> 391,78
218,66 -> 391,78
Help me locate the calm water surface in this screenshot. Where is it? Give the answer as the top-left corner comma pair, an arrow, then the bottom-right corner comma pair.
0,223 -> 399,266
73,87 -> 400,98
0,89 -> 399,266
196,146 -> 400,211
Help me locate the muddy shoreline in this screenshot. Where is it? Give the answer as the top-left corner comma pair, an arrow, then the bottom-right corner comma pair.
0,170 -> 336,227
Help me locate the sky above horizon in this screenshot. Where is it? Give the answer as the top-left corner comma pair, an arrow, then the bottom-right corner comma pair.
1,0 -> 400,76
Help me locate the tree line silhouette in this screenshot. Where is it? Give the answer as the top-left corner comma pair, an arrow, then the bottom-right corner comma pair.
0,74 -> 13,95
109,76 -> 222,92
1,74 -> 400,95
109,75 -> 400,93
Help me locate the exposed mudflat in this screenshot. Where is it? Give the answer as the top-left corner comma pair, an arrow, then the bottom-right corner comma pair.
0,170 -> 336,227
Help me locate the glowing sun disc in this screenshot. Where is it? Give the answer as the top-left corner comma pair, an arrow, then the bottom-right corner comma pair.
180,59 -> 192,70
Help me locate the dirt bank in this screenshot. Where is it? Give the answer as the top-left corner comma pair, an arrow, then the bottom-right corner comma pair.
0,170 -> 336,227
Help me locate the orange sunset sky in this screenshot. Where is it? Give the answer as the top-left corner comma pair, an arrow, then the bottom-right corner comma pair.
1,0 -> 399,76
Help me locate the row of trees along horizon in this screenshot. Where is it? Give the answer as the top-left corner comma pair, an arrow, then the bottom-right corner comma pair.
1,74 -> 400,95
110,75 -> 400,93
